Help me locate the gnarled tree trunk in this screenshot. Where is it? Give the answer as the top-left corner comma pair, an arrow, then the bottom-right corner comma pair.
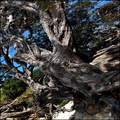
0,0 -> 120,119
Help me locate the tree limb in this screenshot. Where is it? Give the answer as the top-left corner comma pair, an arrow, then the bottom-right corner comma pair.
1,109 -> 33,119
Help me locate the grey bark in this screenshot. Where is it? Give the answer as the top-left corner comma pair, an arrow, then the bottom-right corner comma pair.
1,109 -> 33,119
0,0 -> 120,119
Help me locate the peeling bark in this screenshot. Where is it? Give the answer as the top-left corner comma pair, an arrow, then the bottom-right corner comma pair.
0,0 -> 120,119
91,44 -> 120,72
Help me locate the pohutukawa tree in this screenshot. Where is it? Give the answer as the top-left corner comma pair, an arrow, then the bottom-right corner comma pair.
0,0 -> 120,119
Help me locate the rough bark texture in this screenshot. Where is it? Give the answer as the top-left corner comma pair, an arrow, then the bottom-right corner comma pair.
1,109 -> 33,119
0,0 -> 120,119
91,44 -> 120,72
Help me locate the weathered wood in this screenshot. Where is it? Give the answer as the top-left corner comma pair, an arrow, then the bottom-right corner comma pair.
91,44 -> 120,72
1,109 -> 33,119
0,1 -> 120,119
0,101 -> 28,114
0,99 -> 19,113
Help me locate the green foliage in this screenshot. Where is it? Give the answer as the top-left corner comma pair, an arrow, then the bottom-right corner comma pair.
2,77 -> 28,100
67,0 -> 97,52
32,69 -> 50,84
1,89 -> 7,103
33,0 -> 56,11
50,99 -> 68,107
13,87 -> 33,105
32,69 -> 44,83
59,100 -> 68,107
66,0 -> 120,53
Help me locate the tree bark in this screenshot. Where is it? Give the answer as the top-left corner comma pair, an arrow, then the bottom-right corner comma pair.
1,109 -> 33,119
0,0 -> 120,119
